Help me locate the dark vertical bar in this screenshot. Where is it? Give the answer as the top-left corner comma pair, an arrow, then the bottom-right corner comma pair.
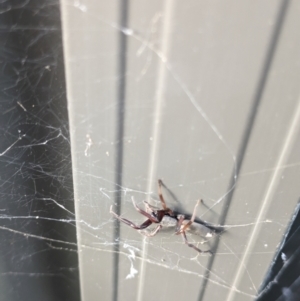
198,0 -> 290,300
112,1 -> 129,301
0,1 -> 80,301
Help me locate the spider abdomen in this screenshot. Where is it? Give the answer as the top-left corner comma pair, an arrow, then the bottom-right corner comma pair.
161,215 -> 177,228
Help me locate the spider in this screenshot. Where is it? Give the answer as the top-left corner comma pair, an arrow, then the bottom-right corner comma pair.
110,179 -> 222,255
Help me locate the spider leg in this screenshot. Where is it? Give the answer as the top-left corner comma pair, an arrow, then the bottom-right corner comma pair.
110,206 -> 153,230
143,201 -> 152,214
131,197 -> 160,223
181,231 -> 213,255
158,179 -> 167,210
143,200 -> 159,210
139,225 -> 162,237
143,201 -> 158,213
191,199 -> 201,221
176,214 -> 185,233
177,199 -> 201,234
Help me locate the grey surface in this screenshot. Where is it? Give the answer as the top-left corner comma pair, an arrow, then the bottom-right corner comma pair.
60,1 -> 300,300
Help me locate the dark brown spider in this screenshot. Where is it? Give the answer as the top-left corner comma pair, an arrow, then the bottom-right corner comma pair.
110,179 -> 220,255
